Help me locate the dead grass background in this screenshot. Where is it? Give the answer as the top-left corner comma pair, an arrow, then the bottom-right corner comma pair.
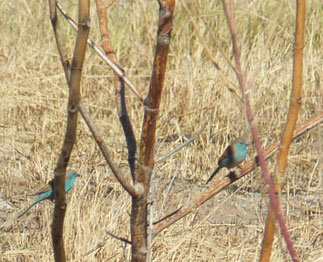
0,0 -> 322,261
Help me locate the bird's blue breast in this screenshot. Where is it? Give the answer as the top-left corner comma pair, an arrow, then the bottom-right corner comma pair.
234,144 -> 248,162
65,172 -> 79,192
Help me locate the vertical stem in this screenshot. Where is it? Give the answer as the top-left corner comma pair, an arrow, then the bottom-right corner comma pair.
260,0 -> 305,261
222,0 -> 299,260
131,1 -> 175,261
49,1 -> 90,261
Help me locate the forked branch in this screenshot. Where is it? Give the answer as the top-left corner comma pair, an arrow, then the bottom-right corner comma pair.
49,1 -> 136,196
78,103 -> 137,196
94,0 -> 137,183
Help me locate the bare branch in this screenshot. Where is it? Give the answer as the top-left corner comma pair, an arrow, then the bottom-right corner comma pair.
48,0 -> 70,82
79,102 -> 137,197
84,229 -> 131,256
157,169 -> 178,221
93,0 -> 137,190
152,114 -> 322,237
49,0 -> 90,261
56,1 -> 143,103
224,0 -> 298,259
156,120 -> 208,163
49,0 -> 136,197
131,1 -> 175,261
105,230 -> 131,245
261,0 -> 306,260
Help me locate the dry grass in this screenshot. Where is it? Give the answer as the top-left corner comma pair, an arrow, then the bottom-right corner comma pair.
0,0 -> 322,261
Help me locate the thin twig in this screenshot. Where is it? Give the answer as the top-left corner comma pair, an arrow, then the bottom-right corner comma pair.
105,230 -> 131,245
84,229 -> 131,256
84,241 -> 104,256
156,119 -> 208,163
56,1 -> 143,103
157,169 -> 178,221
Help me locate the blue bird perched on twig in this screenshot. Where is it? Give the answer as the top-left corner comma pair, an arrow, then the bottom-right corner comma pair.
206,142 -> 248,184
17,171 -> 80,218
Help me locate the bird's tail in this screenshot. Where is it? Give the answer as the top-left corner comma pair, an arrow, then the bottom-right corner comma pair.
206,166 -> 221,184
17,200 -> 38,219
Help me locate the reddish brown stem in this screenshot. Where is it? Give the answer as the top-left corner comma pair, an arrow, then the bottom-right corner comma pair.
131,1 -> 175,261
222,0 -> 299,260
